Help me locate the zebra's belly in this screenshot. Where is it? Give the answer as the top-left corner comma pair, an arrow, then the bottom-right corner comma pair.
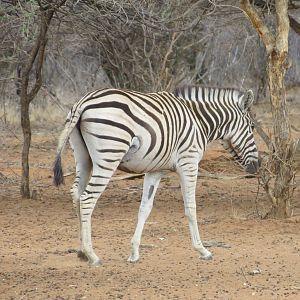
118,153 -> 170,174
118,146 -> 175,174
118,158 -> 174,174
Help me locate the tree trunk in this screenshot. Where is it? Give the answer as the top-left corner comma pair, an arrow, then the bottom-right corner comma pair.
240,0 -> 296,218
266,51 -> 294,218
20,96 -> 31,198
19,5 -> 57,198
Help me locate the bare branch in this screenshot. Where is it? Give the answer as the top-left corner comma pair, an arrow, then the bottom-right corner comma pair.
240,0 -> 275,54
28,9 -> 55,102
158,32 -> 182,89
289,15 -> 300,35
249,111 -> 272,149
275,0 -> 289,53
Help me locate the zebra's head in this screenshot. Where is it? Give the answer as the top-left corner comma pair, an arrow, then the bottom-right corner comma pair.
220,89 -> 260,174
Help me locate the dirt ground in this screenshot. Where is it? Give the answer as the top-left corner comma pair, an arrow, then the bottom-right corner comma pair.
1,102 -> 300,300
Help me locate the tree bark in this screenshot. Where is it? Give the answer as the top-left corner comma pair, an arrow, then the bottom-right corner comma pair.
241,0 -> 295,218
267,51 -> 294,218
20,92 -> 31,198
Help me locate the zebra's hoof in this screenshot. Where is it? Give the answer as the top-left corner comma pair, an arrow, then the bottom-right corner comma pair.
89,258 -> 102,267
200,253 -> 213,261
127,255 -> 139,263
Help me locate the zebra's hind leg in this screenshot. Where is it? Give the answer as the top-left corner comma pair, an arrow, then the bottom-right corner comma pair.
69,128 -> 92,262
128,171 -> 163,263
72,166 -> 92,262
79,156 -> 126,266
177,162 -> 212,261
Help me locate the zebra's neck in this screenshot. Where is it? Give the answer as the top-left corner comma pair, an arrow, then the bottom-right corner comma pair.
175,86 -> 241,143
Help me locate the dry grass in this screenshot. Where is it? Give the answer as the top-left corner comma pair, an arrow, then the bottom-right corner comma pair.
0,101 -> 67,129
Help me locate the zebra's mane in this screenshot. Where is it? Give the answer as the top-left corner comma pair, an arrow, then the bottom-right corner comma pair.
174,86 -> 243,103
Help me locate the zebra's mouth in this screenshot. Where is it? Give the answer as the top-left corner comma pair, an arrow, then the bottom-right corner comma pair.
220,140 -> 260,174
245,160 -> 260,174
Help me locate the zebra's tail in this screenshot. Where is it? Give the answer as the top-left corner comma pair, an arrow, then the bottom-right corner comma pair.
53,110 -> 81,186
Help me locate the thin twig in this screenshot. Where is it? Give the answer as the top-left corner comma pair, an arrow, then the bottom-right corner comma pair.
249,111 -> 272,149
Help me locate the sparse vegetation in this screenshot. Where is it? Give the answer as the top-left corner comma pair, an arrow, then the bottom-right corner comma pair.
0,2 -> 299,206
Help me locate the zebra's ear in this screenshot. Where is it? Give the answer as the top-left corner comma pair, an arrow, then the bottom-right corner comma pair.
240,90 -> 254,111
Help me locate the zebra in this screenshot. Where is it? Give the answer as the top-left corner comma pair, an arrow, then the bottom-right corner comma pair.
53,86 -> 259,266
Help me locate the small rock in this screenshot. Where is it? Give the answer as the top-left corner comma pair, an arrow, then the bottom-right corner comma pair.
248,268 -> 261,275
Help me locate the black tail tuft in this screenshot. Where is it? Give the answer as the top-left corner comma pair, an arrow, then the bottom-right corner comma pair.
53,154 -> 64,186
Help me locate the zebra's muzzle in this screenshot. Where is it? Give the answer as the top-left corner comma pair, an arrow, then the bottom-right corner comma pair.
245,159 -> 260,174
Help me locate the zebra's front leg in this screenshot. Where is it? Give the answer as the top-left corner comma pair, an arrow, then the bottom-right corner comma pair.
178,163 -> 212,260
128,171 -> 163,263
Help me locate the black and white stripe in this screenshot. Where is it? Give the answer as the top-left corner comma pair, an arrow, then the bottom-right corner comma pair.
53,86 -> 259,265
175,86 -> 259,173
